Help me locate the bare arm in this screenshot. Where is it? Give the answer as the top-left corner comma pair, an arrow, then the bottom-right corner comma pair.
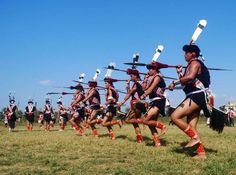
71,94 -> 83,108
169,61 -> 201,90
106,88 -> 115,104
142,76 -> 161,97
57,106 -> 61,118
82,89 -> 96,103
125,80 -> 131,93
119,85 -> 137,105
142,74 -> 150,90
180,61 -> 201,85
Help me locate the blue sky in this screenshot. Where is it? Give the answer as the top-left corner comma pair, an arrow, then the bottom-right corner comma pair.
0,0 -> 235,110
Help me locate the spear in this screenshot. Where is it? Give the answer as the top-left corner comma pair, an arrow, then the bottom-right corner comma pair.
46,92 -> 75,95
103,66 -> 177,80
124,61 -> 232,71
100,78 -> 128,83
72,80 -> 127,94
53,86 -> 98,90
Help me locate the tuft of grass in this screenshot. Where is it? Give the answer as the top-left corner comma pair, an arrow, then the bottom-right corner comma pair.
0,118 -> 236,175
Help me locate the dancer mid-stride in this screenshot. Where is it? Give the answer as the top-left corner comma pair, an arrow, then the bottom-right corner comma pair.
118,69 -> 147,143
70,85 -> 86,135
57,96 -> 68,131
169,44 -> 210,158
81,69 -> 102,138
101,77 -> 122,140
140,60 -> 167,147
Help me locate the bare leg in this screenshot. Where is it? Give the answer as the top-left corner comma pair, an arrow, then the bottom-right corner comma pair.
143,107 -> 167,136
171,98 -> 201,148
187,111 -> 206,158
88,110 -> 99,138
125,109 -> 143,143
143,106 -> 163,146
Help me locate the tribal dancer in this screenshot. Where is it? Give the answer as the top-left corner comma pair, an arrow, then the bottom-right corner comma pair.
81,70 -> 102,138
226,107 -> 235,127
43,99 -> 54,131
70,85 -> 86,135
118,69 -> 146,143
25,99 -> 36,131
38,111 -> 44,129
101,77 -> 122,140
6,96 -> 18,132
169,44 -> 210,158
140,61 -> 167,147
57,97 -> 68,131
2,109 -> 8,127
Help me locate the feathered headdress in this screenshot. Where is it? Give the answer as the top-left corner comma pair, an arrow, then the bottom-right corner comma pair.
57,95 -> 63,104
146,45 -> 164,69
9,92 -> 15,104
78,73 -> 85,83
88,69 -> 101,87
28,97 -> 34,104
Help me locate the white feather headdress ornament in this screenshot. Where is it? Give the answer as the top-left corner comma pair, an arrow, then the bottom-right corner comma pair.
78,73 -> 85,83
152,45 -> 164,62
92,69 -> 101,81
105,62 -> 116,78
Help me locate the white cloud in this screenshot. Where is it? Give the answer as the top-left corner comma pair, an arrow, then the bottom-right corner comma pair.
39,80 -> 53,86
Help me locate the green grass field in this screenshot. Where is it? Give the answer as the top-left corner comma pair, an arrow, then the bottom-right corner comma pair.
0,118 -> 236,175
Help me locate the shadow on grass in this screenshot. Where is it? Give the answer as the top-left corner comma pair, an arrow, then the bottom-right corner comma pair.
144,137 -> 169,147
12,128 -> 70,133
99,133 -> 110,138
172,141 -> 218,156
116,135 -> 128,140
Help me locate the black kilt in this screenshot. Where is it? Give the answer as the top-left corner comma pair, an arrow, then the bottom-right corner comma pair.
44,114 -> 51,123
60,114 -> 68,123
76,107 -> 85,120
150,99 -> 166,116
8,114 -> 16,128
26,114 -> 35,123
187,91 -> 210,117
106,105 -> 117,116
134,102 -> 147,114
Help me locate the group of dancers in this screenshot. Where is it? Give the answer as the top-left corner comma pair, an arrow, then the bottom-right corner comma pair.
2,44 -> 217,159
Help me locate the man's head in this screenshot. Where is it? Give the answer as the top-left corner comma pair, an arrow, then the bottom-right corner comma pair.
127,69 -> 140,81
104,77 -> 114,88
45,99 -> 50,104
146,61 -> 158,75
183,44 -> 201,61
28,99 -> 33,105
9,99 -> 15,104
75,84 -> 84,92
88,80 -> 97,88
57,101 -> 62,105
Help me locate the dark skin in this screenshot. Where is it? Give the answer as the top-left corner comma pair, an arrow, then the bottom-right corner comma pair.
169,51 -> 202,132
58,103 -> 68,130
69,90 -> 84,130
102,82 -> 117,131
118,74 -> 141,104
118,74 -> 143,137
142,67 -> 162,139
82,87 -> 100,130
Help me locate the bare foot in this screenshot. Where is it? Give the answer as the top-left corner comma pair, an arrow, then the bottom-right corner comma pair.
184,137 -> 200,148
